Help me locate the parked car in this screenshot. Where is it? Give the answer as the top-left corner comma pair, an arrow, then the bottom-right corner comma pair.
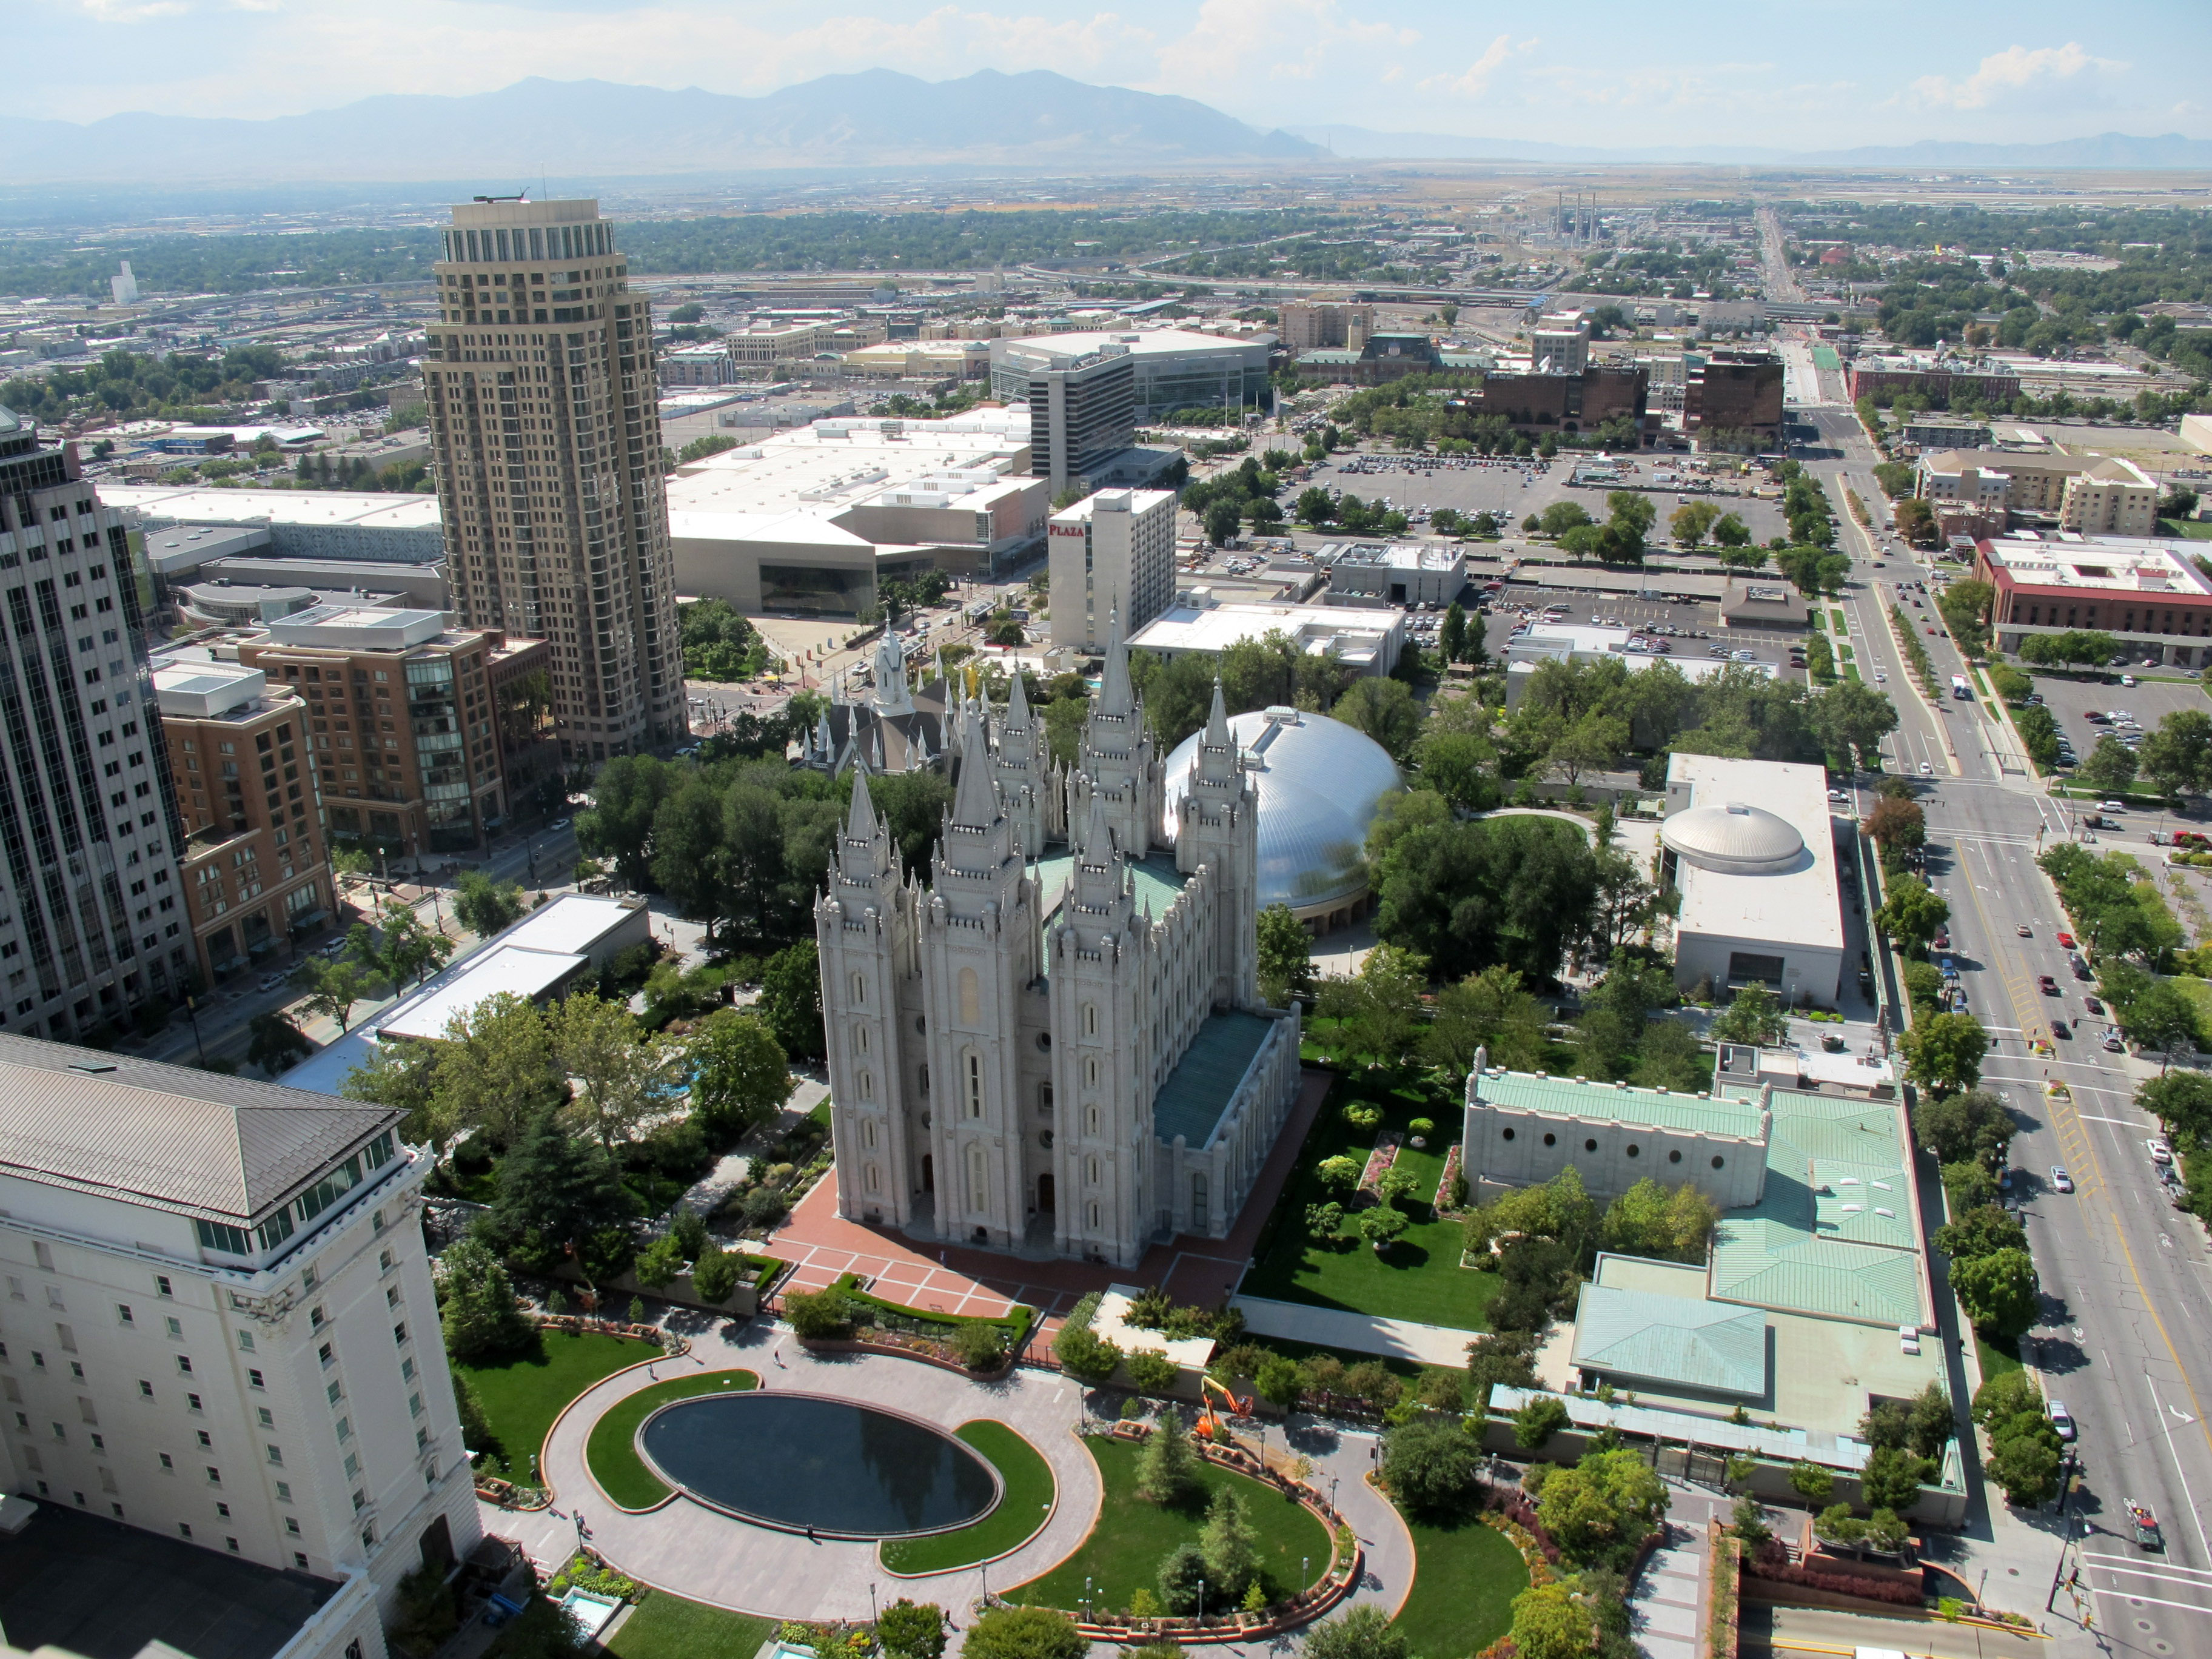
257,973 -> 289,993
2148,1137 -> 2173,1165
2049,1400 -> 2077,1441
2084,996 -> 2105,1016
2039,974 -> 2059,994
2050,1165 -> 2076,1193
2099,799 -> 2127,813
2103,1029 -> 2127,1053
2051,1019 -> 2072,1039
2057,931 -> 2077,948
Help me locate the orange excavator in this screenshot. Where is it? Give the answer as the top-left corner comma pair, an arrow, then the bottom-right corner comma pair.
1196,1374 -> 1253,1439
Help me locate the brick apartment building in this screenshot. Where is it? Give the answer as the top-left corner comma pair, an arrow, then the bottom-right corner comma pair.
1974,537 -> 2212,666
1472,364 -> 1652,443
1845,355 -> 2020,409
151,648 -> 336,985
230,606 -> 550,858
1686,350 -> 1785,446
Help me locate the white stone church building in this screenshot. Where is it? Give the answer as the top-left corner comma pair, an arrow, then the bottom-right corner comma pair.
814,620 -> 1303,1266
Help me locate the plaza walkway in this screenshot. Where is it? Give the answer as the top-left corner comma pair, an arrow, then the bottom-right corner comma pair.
1232,1298 -> 1479,1367
479,1315 -> 1415,1638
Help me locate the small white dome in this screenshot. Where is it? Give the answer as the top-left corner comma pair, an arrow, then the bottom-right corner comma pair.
1662,802 -> 1807,874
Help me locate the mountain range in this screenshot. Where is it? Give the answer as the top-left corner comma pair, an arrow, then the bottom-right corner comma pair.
1292,126 -> 2212,169
4,74 -> 2205,188
0,72 -> 1317,185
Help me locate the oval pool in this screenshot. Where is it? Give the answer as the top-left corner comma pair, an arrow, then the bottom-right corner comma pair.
637,1392 -> 1002,1537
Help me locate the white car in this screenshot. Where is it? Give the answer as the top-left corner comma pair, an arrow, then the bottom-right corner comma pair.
2148,1137 -> 2173,1165
1920,761 -> 1934,776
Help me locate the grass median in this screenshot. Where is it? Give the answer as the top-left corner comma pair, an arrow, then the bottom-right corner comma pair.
585,1369 -> 759,1509
455,1329 -> 660,1482
879,1421 -> 1057,1575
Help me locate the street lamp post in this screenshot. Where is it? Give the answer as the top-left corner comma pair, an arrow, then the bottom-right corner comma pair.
184,995 -> 206,1066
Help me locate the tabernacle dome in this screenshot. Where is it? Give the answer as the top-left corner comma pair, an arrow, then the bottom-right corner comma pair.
1660,802 -> 1809,876
1162,706 -> 1401,931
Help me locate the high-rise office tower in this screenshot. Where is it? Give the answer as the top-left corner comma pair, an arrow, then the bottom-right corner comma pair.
423,198 -> 685,762
0,404 -> 192,1036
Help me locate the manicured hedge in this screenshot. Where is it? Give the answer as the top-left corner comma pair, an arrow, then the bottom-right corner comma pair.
830,1271 -> 1036,1349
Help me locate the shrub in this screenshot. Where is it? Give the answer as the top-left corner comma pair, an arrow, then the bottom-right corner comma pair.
1315,1154 -> 1362,1190
1408,1117 -> 1436,1138
1788,1461 -> 1834,1504
1342,1102 -> 1383,1133
1156,1541 -> 1210,1614
632,1232 -> 685,1290
1126,1349 -> 1180,1392
784,1287 -> 853,1339
670,1208 -> 708,1259
1299,1606 -> 1407,1659
740,1185 -> 791,1232
1053,1321 -> 1122,1384
1514,1394 -> 1569,1450
962,1606 -> 1087,1659
1305,1200 -> 1344,1241
950,1321 -> 1010,1370
689,1247 -> 740,1304
877,1601 -> 947,1659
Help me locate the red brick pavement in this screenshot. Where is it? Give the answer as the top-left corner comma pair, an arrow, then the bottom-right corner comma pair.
754,1066 -> 1336,1335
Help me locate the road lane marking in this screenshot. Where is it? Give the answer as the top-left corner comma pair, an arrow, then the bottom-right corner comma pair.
2083,1585 -> 2212,1617
2079,1114 -> 2149,1127
2147,1370 -> 2212,1562
2082,1552 -> 2212,1580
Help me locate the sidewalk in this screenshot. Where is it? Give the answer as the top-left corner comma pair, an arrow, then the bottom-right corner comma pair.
1231,1296 -> 1476,1367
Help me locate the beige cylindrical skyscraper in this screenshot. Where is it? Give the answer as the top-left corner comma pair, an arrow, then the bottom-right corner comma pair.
424,197 -> 686,762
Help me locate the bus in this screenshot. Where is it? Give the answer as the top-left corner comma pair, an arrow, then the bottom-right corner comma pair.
1950,675 -> 1972,699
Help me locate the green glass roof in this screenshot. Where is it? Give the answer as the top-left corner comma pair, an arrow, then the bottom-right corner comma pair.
1034,850 -> 1189,928
1473,1070 -> 1766,1139
1153,1010 -> 1280,1150
1569,1283 -> 1768,1398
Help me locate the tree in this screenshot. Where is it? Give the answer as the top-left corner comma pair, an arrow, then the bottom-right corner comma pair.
1711,511 -> 1752,549
1933,1204 -> 2027,1264
578,754 -> 674,885
1538,500 -> 1594,538
1426,964 -> 1550,1075
1054,1318 -> 1120,1382
1314,943 -> 1430,1069
1709,983 -> 1787,1046
1900,1012 -> 1989,1095
1414,731 -> 1502,813
551,990 -> 680,1155
758,941 -> 825,1059
1545,712 -> 1628,786
2139,1070 -> 2212,1148
1600,1178 -> 1719,1263
1439,602 -> 1467,663
1860,1445 -> 1932,1512
1985,1425 -> 2061,1507
1370,813 -> 1600,985
1915,1087 -> 2013,1168
1299,1606 -> 1406,1659
2081,734 -> 2139,797
1506,1584 -> 1594,1659
1358,1204 -> 1410,1253
1875,877 -> 1949,951
435,992 -> 566,1150
488,1107 -> 634,1270
437,1236 -> 534,1363
377,897 -> 455,990
246,1011 -> 311,1076
1809,681 -> 1900,773
1255,902 -> 1316,1006
294,957 -> 367,1034
877,1601 -> 948,1659
1514,1393 -> 1569,1450
1537,1449 -> 1669,1562
961,1606 -> 1087,1659
1788,1461 -> 1835,1505
1156,1543 -> 1209,1616
341,1037 -> 445,1149
1136,1406 -> 1201,1505
1333,676 -> 1422,762
1951,1246 -> 2039,1336
1381,1419 -> 1478,1515
2138,709 -> 2212,799
1199,1485 -> 1260,1601
1632,1019 -> 1709,1093
1204,499 -> 1242,547
686,1009 -> 794,1141
1864,794 -> 1926,855
689,1246 -> 740,1304
1971,1369 -> 2044,1427
454,870 -> 527,938
1671,500 -> 1720,548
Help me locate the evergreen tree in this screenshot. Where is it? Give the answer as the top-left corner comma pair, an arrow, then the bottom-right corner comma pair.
1136,1406 -> 1200,1505
438,1236 -> 533,1363
1199,1484 -> 1260,1602
488,1107 -> 633,1269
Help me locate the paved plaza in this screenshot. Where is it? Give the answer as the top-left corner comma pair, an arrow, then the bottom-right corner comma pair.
481,1321 -> 1416,1639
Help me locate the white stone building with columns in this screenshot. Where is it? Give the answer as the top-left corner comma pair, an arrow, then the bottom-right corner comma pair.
814,618 -> 1302,1267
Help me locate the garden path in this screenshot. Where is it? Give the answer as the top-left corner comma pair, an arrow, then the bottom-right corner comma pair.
1231,1297 -> 1478,1366
1630,1479 -> 1726,1659
477,1325 -> 1418,1647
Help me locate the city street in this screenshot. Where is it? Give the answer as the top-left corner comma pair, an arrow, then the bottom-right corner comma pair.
1799,397 -> 2212,1659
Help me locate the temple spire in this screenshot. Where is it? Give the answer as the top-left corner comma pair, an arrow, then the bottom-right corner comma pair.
1005,666 -> 1034,732
847,769 -> 877,837
1204,677 -> 1231,748
1097,606 -> 1134,718
951,716 -> 1000,830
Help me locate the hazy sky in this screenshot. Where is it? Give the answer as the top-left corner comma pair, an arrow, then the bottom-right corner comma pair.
22,0 -> 2211,149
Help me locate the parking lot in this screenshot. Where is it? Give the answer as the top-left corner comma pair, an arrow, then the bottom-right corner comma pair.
1493,581 -> 1812,682
1297,451 -> 1794,545
2017,666 -> 2207,776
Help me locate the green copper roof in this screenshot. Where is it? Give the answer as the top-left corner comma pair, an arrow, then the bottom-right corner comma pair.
1472,1070 -> 1766,1139
1153,1010 -> 1282,1150
1569,1283 -> 1768,1398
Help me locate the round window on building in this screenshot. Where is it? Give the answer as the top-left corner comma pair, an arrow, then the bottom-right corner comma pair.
1626,1144 -> 1640,1158
1712,1156 -> 1726,1170
1669,1150 -> 1682,1164
915,1015 -> 927,1036
1543,1133 -> 1556,1147
1501,1127 -> 1515,1142
1040,1130 -> 1054,1150
1584,1138 -> 1597,1153
1036,1032 -> 1051,1052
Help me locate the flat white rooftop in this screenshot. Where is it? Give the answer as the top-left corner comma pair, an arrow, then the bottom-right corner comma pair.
498,893 -> 643,958
663,414 -> 1028,521
100,486 -> 441,533
372,945 -> 586,1042
1667,754 -> 1845,956
261,605 -> 448,649
1130,599 -> 1401,666
1979,536 -> 2212,594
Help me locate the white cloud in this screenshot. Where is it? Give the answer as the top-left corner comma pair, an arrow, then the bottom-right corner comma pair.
1159,0 -> 1414,92
1418,33 -> 1537,101
1906,42 -> 2125,111
73,0 -> 191,19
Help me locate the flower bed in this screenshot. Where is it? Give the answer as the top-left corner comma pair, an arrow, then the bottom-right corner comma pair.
828,1271 -> 1037,1350
1707,1521 -> 1741,1659
1358,1131 -> 1403,1193
1746,1543 -> 1923,1607
1435,1143 -> 1464,1215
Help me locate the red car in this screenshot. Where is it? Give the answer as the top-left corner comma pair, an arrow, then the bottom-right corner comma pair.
2039,975 -> 2059,994
2057,931 -> 2077,948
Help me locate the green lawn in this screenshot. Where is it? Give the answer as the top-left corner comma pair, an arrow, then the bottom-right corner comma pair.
606,1592 -> 774,1659
585,1369 -> 759,1509
2159,517 -> 2212,541
1241,1070 -> 1501,1331
880,1421 -> 1057,1575
1392,1510 -> 1528,1659
1008,1435 -> 1329,1614
1975,1329 -> 2023,1387
454,1329 -> 659,1481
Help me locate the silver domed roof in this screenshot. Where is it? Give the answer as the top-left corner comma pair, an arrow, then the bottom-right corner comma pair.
1162,707 -> 1402,911
1661,801 -> 1807,874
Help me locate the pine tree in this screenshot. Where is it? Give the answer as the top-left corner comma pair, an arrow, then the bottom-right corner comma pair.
1199,1484 -> 1260,1602
489,1106 -> 633,1268
438,1236 -> 533,1362
1135,1406 -> 1199,1506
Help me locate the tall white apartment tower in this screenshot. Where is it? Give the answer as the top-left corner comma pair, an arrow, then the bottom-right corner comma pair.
423,198 -> 687,762
1048,488 -> 1178,655
0,1037 -> 480,1657
0,405 -> 193,1033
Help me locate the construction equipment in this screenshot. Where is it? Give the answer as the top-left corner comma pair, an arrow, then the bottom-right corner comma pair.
1196,1374 -> 1253,1439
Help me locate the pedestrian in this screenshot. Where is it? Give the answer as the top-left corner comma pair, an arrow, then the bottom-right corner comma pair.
806,1525 -> 816,1541
774,1344 -> 786,1369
